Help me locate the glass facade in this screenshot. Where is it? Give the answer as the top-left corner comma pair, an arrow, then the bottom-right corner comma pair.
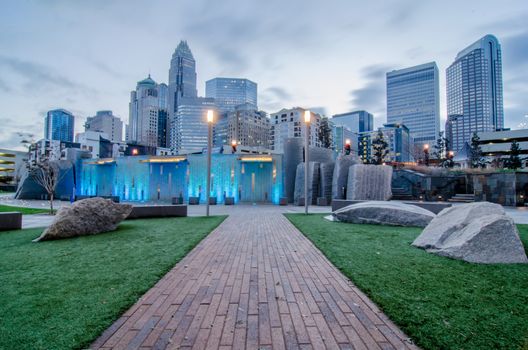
173,97 -> 217,154
44,109 -> 75,142
446,35 -> 504,152
386,62 -> 440,146
168,41 -> 198,151
205,78 -> 258,113
128,76 -> 160,147
331,110 -> 373,134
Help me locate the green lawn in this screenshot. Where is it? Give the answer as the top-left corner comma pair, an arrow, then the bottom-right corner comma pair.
0,216 -> 226,350
0,204 -> 52,215
285,214 -> 528,350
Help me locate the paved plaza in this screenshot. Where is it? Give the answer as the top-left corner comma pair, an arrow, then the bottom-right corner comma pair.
91,206 -> 417,349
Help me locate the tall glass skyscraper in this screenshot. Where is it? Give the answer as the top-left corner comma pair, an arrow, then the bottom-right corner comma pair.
168,40 -> 198,151
173,97 -> 217,153
205,78 -> 257,113
44,109 -> 75,142
386,62 -> 440,147
446,34 -> 504,152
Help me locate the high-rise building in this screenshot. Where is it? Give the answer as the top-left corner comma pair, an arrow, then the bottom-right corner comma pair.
446,34 -> 504,152
157,83 -> 168,148
205,78 -> 258,113
331,110 -> 373,134
386,62 -> 440,147
85,110 -> 123,143
168,40 -> 198,151
172,97 -> 217,153
128,75 -> 161,147
44,109 -> 75,142
270,107 -> 322,153
214,103 -> 270,149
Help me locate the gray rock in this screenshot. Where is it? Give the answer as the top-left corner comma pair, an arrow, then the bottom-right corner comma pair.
331,155 -> 360,199
347,164 -> 392,201
34,197 -> 132,242
319,162 -> 335,201
412,202 -> 528,264
333,201 -> 435,227
294,162 -> 320,205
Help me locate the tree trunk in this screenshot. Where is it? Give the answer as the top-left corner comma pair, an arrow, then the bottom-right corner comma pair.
49,193 -> 54,215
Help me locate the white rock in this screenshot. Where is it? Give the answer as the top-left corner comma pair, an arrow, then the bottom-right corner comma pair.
412,202 -> 528,264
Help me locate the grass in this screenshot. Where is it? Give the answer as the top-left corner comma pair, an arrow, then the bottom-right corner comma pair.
0,216 -> 226,350
0,204 -> 52,215
285,214 -> 528,350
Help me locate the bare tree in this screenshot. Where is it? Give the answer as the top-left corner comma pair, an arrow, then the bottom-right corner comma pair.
26,143 -> 68,214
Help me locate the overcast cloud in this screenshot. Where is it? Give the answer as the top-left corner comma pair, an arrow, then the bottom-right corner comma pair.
0,0 -> 527,149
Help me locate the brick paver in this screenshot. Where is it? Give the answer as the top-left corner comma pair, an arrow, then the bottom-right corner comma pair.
92,207 -> 418,349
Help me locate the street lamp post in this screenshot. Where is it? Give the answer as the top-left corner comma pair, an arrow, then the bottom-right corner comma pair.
423,144 -> 430,166
206,110 -> 214,216
304,110 -> 311,215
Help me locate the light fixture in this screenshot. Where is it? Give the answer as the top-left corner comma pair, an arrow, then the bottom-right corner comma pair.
207,109 -> 214,123
304,110 -> 311,123
345,139 -> 351,145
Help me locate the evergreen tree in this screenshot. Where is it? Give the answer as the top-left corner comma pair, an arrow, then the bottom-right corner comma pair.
505,140 -> 522,170
433,131 -> 452,167
469,132 -> 485,168
317,117 -> 332,149
371,129 -> 389,165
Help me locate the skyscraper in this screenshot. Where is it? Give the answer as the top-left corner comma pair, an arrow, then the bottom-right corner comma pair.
128,75 -> 161,147
85,110 -> 123,143
446,34 -> 504,152
386,62 -> 440,147
168,40 -> 198,151
205,78 -> 257,113
173,97 -> 217,153
44,109 -> 75,142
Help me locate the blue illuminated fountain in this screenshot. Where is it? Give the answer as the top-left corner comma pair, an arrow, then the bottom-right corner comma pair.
78,154 -> 284,204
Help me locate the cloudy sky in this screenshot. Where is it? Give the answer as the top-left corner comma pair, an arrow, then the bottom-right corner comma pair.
0,0 -> 527,149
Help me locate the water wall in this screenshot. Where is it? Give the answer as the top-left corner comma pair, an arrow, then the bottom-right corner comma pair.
77,154 -> 284,204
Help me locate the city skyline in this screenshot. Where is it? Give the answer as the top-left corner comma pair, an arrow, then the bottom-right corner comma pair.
0,0 -> 527,150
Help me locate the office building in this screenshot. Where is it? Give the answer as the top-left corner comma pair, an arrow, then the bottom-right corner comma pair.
331,110 -> 373,134
128,75 -> 162,148
0,148 -> 26,186
446,34 -> 504,152
214,103 -> 270,149
358,123 -> 412,163
85,110 -> 123,143
168,40 -> 198,151
172,97 -> 217,154
332,125 -> 358,155
387,62 -> 440,147
205,78 -> 257,113
44,109 -> 75,142
270,107 -> 322,153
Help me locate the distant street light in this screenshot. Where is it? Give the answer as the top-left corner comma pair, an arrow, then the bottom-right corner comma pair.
423,144 -> 430,166
231,139 -> 237,153
304,110 -> 311,215
206,110 -> 214,216
344,138 -> 351,155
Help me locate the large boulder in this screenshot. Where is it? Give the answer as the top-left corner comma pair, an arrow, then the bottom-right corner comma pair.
333,201 -> 435,227
331,155 -> 359,199
33,198 -> 132,242
294,162 -> 320,205
347,164 -> 392,201
412,202 -> 528,264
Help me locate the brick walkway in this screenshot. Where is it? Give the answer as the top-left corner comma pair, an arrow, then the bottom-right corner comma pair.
92,207 -> 417,349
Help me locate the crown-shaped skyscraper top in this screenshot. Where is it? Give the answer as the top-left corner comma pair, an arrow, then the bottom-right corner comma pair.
173,40 -> 194,60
